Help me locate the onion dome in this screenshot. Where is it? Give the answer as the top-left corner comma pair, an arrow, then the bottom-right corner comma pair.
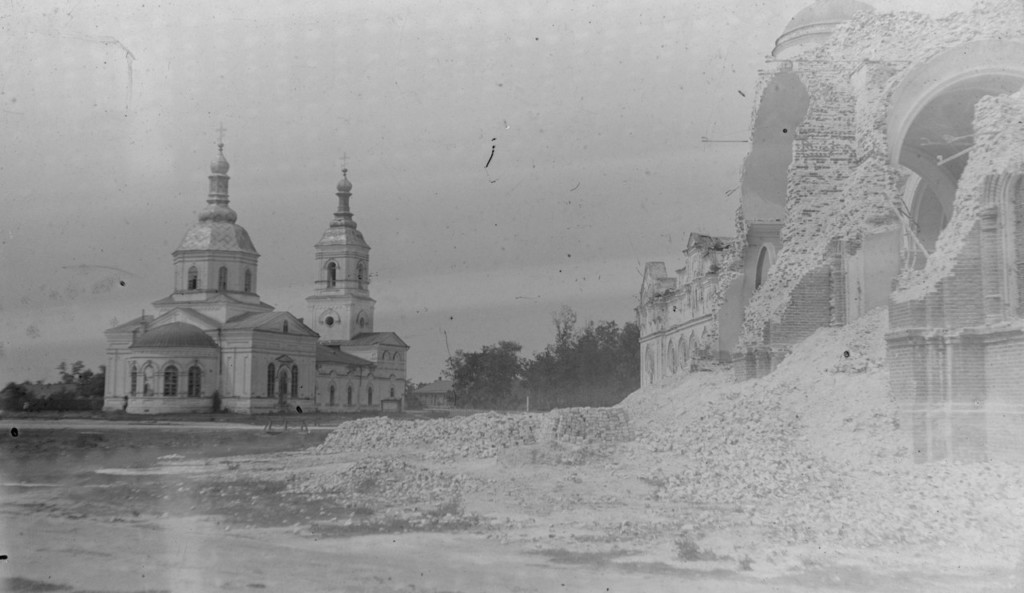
131,322 -> 218,349
175,142 -> 258,254
317,166 -> 368,247
210,144 -> 230,175
337,168 -> 353,193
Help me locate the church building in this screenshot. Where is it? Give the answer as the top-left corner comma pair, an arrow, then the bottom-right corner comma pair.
102,141 -> 407,414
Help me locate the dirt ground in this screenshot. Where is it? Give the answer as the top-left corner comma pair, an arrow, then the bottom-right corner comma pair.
1,417 -> 1019,593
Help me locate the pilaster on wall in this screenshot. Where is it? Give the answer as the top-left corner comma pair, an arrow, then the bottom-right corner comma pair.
830,240 -> 847,327
887,173 -> 1024,463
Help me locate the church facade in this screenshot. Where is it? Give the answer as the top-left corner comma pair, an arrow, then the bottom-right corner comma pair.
102,143 -> 407,414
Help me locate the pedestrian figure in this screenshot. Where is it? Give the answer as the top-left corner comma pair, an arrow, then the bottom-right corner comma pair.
122,395 -> 129,413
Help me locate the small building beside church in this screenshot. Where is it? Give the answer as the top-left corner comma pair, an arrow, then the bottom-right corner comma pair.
103,141 -> 407,414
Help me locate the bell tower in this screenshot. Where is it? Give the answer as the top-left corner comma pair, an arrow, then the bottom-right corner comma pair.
306,167 -> 376,344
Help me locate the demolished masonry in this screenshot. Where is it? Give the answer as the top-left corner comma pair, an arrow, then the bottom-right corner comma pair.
639,0 -> 1024,463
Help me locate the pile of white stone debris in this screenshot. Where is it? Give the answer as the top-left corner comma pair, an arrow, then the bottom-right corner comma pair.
314,412 -> 541,459
314,407 -> 632,460
620,308 -> 1024,556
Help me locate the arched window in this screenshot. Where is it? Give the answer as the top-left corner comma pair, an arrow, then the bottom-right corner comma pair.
143,365 -> 154,396
367,385 -> 373,405
163,365 -> 178,396
218,266 -> 228,292
283,321 -> 289,334
291,364 -> 299,397
357,262 -> 366,288
130,364 -> 138,395
755,246 -> 770,291
346,385 -> 353,406
278,369 -> 289,398
669,341 -> 677,375
329,384 -> 336,405
327,261 -> 337,288
188,365 -> 202,397
188,267 -> 199,290
244,269 -> 252,293
267,364 -> 275,397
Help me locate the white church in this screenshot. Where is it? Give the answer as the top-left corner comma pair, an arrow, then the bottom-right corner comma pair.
102,141 -> 408,414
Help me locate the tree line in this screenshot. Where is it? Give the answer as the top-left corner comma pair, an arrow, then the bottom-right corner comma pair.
443,307 -> 641,410
1,361 -> 106,412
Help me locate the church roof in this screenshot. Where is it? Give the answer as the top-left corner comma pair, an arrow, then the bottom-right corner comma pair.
131,322 -> 218,349
413,380 -> 454,395
317,225 -> 368,248
782,0 -> 873,35
106,315 -> 155,334
316,344 -> 372,366
339,332 -> 409,348
175,141 -> 259,255
176,221 -> 258,253
223,311 -> 318,335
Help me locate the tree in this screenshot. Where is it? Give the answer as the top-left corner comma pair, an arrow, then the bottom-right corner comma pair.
444,341 -> 524,409
521,308 -> 641,410
0,382 -> 31,411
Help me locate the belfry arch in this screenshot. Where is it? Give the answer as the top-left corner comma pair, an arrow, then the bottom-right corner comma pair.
888,41 -> 1024,253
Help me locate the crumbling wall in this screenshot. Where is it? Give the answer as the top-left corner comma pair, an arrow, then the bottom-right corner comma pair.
893,90 -> 1024,302
737,0 -> 1024,343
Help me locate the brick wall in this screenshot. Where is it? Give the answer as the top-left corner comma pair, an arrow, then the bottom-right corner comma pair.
772,265 -> 834,345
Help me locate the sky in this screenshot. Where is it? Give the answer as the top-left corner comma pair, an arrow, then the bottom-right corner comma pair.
0,0 -> 975,385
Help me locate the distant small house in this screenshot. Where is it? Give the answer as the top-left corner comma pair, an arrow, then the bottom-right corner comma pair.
411,380 -> 455,409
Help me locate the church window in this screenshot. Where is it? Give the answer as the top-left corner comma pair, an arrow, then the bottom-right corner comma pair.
283,321 -> 289,333
367,385 -> 373,405
329,384 -> 336,405
267,364 -> 275,397
163,366 -> 178,396
390,386 -> 395,398
291,364 -> 298,397
357,262 -> 365,288
188,267 -> 199,291
279,369 -> 289,398
244,269 -> 252,293
143,366 -> 154,396
346,385 -> 353,406
187,365 -> 202,397
357,313 -> 366,329
327,261 -> 337,288
325,316 -> 334,327
218,266 -> 228,292
130,365 -> 138,395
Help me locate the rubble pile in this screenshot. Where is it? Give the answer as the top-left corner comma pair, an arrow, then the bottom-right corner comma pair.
291,457 -> 471,507
622,308 -> 1024,554
538,408 -> 633,445
315,413 -> 542,458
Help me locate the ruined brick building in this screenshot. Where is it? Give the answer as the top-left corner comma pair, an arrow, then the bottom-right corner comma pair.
639,0 -> 1024,462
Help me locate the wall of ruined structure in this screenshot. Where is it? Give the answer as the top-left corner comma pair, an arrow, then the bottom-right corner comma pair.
738,0 -> 1024,344
887,89 -> 1024,464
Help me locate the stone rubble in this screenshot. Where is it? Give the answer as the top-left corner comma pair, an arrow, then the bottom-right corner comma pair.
314,408 -> 633,460
622,308 -> 1024,556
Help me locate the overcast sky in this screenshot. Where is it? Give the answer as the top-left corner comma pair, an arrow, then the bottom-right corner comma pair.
0,0 -> 974,384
